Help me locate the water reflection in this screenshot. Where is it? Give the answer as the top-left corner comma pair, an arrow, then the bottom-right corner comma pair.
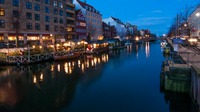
0,53 -> 110,112
145,42 -> 150,58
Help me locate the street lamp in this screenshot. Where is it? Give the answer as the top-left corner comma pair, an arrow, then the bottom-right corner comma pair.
196,12 -> 200,17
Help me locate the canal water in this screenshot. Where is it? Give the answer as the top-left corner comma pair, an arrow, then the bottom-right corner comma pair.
0,42 -> 195,112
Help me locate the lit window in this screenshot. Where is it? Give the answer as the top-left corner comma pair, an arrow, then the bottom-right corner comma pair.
0,8 -> 5,16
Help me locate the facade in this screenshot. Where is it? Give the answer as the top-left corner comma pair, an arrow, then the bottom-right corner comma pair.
188,5 -> 200,38
125,23 -> 138,39
73,0 -> 102,41
0,0 -> 66,46
66,0 -> 76,40
103,17 -> 127,41
102,22 -> 117,39
75,9 -> 86,40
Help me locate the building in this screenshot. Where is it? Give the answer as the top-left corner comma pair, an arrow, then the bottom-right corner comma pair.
103,17 -> 127,41
102,22 -> 117,39
75,9 -> 86,40
188,5 -> 200,38
0,0 -> 67,47
73,0 -> 102,41
66,0 -> 76,40
125,23 -> 138,39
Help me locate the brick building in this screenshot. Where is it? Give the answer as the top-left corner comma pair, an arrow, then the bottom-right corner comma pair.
75,9 -> 86,40
0,0 -> 66,46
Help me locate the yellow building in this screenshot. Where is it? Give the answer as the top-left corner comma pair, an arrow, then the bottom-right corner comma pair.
73,0 -> 102,41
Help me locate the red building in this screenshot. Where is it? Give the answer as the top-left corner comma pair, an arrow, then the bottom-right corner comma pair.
102,22 -> 117,39
75,10 -> 87,40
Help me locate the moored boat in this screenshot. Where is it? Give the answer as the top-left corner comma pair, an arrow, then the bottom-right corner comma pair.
54,52 -> 81,61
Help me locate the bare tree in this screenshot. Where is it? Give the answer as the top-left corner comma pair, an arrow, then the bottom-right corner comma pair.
87,21 -> 96,41
9,0 -> 26,47
179,4 -> 200,38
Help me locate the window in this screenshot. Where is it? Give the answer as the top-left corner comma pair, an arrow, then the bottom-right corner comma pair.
35,0 -> 40,2
0,20 -> 5,28
45,0 -> 50,4
54,26 -> 58,31
53,1 -> 57,6
0,8 -> 5,16
26,2 -> 32,9
58,2 -> 63,8
54,17 -> 58,23
59,18 -> 63,24
34,4 -> 40,11
0,0 -> 4,4
35,14 -> 40,21
45,6 -> 49,13
54,9 -> 58,15
13,0 -> 19,6
35,23 -> 40,30
26,12 -> 32,19
26,23 -> 32,29
45,16 -> 50,22
45,25 -> 50,31
13,10 -> 19,17
60,26 -> 64,32
59,10 -> 63,16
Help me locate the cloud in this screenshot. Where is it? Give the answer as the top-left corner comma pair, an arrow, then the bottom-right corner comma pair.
130,17 -> 171,26
152,10 -> 162,13
129,17 -> 172,34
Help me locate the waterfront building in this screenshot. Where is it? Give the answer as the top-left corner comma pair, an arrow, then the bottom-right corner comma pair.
75,9 -> 86,40
66,0 -> 76,40
188,5 -> 200,39
103,17 -> 127,41
73,0 -> 102,41
125,23 -> 138,39
0,0 -> 67,47
102,22 -> 117,39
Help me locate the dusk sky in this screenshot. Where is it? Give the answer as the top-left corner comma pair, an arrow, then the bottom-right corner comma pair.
84,0 -> 199,36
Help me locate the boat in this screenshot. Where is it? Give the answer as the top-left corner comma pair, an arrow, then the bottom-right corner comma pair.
54,52 -> 81,61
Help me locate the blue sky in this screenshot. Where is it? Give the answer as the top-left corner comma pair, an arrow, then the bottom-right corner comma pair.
84,0 -> 199,36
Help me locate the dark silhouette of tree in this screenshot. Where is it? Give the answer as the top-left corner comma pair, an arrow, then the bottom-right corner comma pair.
8,0 -> 26,48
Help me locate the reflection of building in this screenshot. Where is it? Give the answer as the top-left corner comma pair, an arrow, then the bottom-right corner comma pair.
66,0 -> 76,40
0,0 -> 66,46
75,9 -> 86,40
73,0 -> 102,41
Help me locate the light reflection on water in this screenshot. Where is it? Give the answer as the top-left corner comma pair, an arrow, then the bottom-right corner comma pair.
0,42 -> 197,112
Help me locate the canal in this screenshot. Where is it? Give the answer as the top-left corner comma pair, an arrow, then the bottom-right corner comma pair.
0,42 -> 195,112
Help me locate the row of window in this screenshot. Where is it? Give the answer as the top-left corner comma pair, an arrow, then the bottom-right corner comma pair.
86,18 -> 101,24
76,29 -> 86,33
76,22 -> 86,27
86,11 -> 101,18
0,0 -> 64,8
26,12 -> 64,24
26,23 -> 64,31
0,19 -> 64,31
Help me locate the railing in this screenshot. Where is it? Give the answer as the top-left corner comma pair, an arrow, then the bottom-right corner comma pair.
5,53 -> 53,64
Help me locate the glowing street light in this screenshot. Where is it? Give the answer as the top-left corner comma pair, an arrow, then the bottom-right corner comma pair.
196,12 -> 200,17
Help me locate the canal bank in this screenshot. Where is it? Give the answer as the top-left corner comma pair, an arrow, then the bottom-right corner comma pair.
164,38 -> 200,111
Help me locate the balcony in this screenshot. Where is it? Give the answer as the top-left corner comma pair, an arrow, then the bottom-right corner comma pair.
66,9 -> 75,14
66,16 -> 75,21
